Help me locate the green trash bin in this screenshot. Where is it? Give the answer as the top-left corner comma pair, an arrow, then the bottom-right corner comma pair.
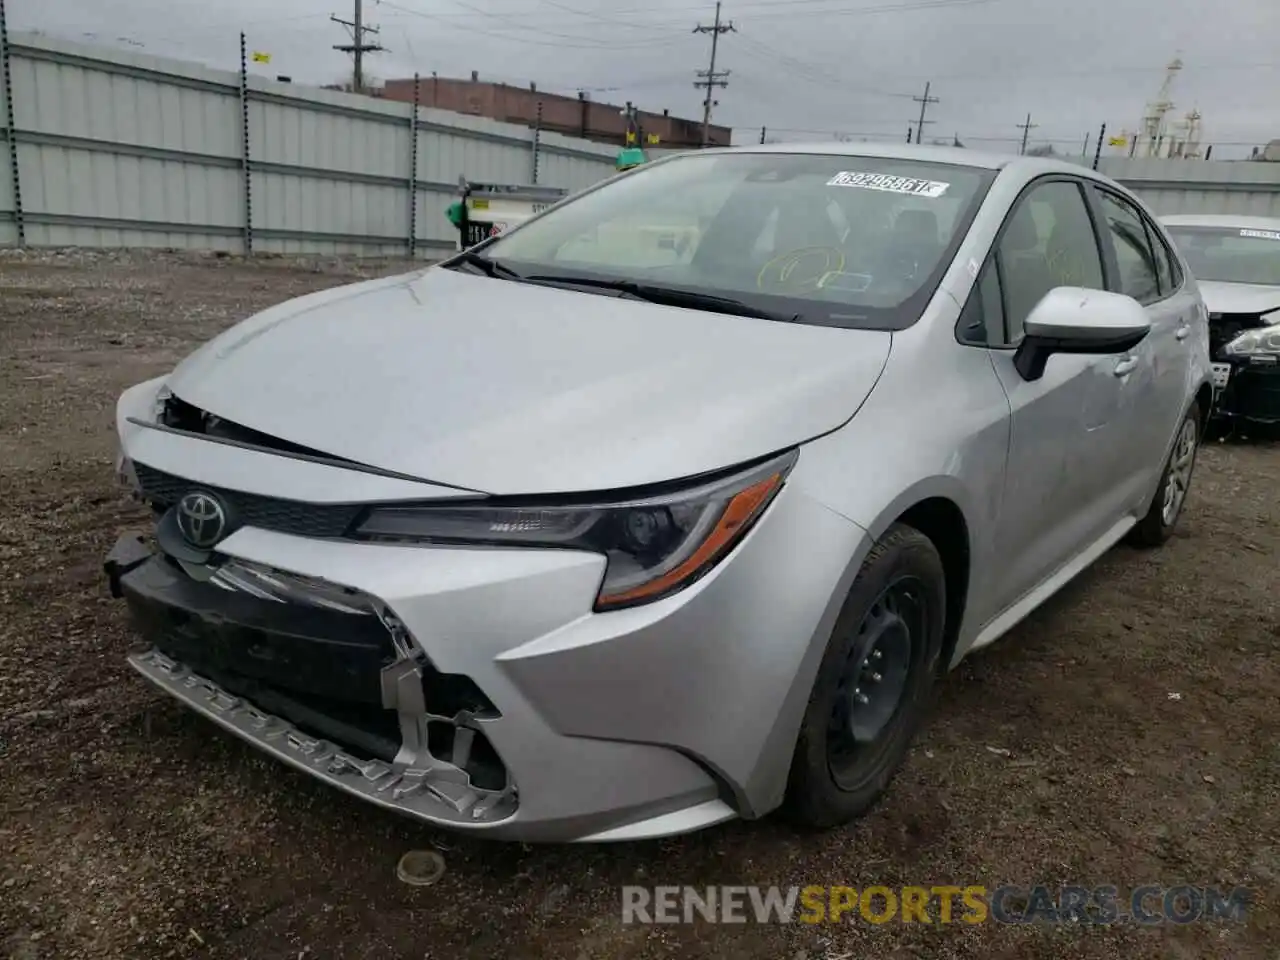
616,147 -> 647,171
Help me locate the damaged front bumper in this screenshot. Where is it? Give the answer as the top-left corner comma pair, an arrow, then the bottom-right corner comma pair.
128,648 -> 515,823
104,529 -> 741,842
108,535 -> 518,825
1212,356 -> 1280,426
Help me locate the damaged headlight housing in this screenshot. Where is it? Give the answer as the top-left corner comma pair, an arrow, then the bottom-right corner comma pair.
355,450 -> 797,610
1224,317 -> 1280,358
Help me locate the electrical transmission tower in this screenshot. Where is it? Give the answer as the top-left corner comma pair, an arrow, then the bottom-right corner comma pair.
910,81 -> 938,144
332,0 -> 384,94
693,1 -> 735,147
1017,112 -> 1038,154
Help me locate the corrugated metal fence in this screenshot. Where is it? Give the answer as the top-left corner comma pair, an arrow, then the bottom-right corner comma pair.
2,22 -> 1278,256
0,28 -> 620,255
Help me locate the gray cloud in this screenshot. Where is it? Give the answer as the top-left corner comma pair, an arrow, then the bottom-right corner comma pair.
17,0 -> 1278,158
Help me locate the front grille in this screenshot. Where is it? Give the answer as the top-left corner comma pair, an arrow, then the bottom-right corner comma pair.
134,462 -> 364,539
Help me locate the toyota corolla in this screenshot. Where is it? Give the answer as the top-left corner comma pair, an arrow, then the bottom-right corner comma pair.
106,145 -> 1213,842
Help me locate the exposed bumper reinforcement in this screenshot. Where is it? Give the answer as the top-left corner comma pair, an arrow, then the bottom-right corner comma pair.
129,648 -> 518,828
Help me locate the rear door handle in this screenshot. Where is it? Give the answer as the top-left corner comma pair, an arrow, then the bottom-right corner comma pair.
1114,356 -> 1140,377
1175,324 -> 1190,341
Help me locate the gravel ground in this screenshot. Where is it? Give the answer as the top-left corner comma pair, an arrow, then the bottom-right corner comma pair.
1,249 -> 1277,960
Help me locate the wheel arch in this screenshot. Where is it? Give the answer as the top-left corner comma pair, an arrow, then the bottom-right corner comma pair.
862,479 -> 974,677
1194,380 -> 1213,431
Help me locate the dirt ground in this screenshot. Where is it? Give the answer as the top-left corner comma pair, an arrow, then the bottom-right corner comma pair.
0,249 -> 1277,960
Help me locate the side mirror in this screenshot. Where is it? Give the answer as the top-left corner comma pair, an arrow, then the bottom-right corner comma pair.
1014,286 -> 1151,381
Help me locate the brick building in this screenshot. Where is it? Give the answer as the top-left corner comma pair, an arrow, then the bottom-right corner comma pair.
381,73 -> 732,150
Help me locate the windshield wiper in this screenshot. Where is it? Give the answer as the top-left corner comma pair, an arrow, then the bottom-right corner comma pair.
521,275 -> 801,323
444,249 -> 525,281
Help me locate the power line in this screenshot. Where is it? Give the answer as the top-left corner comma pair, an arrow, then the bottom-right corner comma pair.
911,80 -> 938,144
1016,111 -> 1038,154
332,0 -> 384,93
382,0 -> 1009,24
693,1 -> 735,146
378,0 -> 682,49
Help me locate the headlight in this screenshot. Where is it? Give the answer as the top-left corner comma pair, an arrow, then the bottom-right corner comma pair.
1224,321 -> 1280,357
355,450 -> 797,610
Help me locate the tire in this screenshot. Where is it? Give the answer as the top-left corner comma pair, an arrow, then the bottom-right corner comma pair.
1127,405 -> 1200,548
782,522 -> 946,829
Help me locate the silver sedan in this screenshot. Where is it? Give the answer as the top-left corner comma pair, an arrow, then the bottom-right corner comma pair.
106,144 -> 1213,842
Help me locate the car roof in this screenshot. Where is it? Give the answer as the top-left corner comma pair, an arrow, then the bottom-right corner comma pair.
686,141 -> 1106,178
1160,213 -> 1280,230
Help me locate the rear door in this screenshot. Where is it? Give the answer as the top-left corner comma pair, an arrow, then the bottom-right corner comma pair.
1086,185 -> 1198,514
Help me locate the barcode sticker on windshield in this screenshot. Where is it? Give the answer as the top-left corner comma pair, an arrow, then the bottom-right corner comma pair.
1240,228 -> 1280,241
827,171 -> 950,198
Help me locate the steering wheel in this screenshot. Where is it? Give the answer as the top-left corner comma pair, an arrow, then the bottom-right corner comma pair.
756,246 -> 847,293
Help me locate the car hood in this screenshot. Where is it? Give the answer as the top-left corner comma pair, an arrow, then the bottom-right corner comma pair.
1197,281 -> 1280,318
165,267 -> 892,496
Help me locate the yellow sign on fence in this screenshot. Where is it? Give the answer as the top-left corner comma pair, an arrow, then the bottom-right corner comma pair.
1108,136 -> 1127,147
252,51 -> 272,64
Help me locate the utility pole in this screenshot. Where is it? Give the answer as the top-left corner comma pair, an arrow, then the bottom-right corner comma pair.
1017,112 -> 1038,155
693,1 -> 734,147
912,81 -> 938,146
332,0 -> 383,94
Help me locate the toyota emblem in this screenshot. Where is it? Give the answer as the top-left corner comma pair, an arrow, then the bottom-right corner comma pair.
176,491 -> 228,549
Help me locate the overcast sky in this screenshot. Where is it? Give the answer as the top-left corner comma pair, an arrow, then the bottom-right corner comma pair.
14,0 -> 1278,157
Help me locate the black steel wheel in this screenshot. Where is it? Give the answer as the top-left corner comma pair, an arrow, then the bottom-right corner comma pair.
783,523 -> 946,829
826,577 -> 925,791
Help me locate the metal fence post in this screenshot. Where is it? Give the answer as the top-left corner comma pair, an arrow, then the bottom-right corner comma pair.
1,0 -> 25,246
408,72 -> 419,258
238,32 -> 253,255
531,100 -> 542,185
1092,123 -> 1105,171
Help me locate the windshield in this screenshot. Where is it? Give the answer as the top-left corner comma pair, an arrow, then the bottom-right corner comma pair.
480,152 -> 994,330
1165,225 -> 1280,286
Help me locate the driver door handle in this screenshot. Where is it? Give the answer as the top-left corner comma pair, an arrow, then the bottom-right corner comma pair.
1114,355 -> 1140,377
1175,324 -> 1190,341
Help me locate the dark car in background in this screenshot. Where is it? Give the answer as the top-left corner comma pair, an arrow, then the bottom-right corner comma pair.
1163,214 -> 1280,431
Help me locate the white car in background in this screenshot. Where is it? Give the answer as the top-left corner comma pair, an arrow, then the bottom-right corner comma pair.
1162,214 -> 1280,428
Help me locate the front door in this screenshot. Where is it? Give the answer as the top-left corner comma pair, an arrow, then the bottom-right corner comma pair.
976,177 -> 1129,615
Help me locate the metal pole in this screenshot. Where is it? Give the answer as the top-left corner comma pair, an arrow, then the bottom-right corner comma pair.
913,81 -> 936,146
239,32 -> 253,255
1204,144 -> 1213,161
0,0 -> 24,246
353,0 -> 363,94
759,125 -> 766,144
701,2 -> 720,146
408,72 -> 419,258
906,127 -> 912,144
1017,112 -> 1035,155
1092,123 -> 1105,171
531,100 -> 542,185
1081,133 -> 1089,157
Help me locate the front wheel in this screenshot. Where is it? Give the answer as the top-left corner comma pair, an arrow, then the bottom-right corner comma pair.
1128,406 -> 1200,548
782,523 -> 946,829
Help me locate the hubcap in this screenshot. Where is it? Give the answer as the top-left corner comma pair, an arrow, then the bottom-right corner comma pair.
827,578 -> 923,790
1161,417 -> 1197,527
